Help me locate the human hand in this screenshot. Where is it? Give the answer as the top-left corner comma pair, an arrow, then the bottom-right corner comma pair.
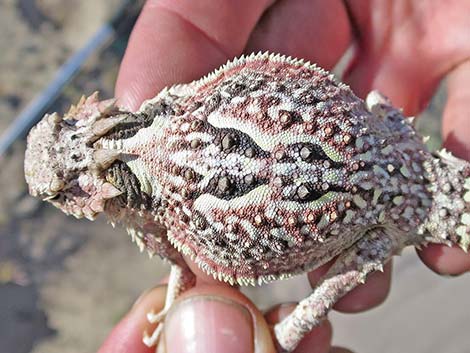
110,0 -> 470,351
97,282 -> 356,353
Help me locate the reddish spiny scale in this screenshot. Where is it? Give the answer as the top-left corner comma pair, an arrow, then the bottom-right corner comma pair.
304,121 -> 316,133
221,132 -> 238,151
322,124 -> 335,139
254,213 -> 264,226
303,210 -> 318,224
257,95 -> 281,110
190,138 -> 201,149
278,110 -> 295,129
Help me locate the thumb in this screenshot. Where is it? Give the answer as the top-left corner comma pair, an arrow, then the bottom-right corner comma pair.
98,284 -> 276,353
97,285 -> 167,353
161,284 -> 276,353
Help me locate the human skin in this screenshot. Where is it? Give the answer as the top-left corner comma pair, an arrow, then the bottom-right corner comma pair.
99,1 -> 470,352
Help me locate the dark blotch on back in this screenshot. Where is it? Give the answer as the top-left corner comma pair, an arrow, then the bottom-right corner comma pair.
203,173 -> 269,201
291,182 -> 347,203
213,127 -> 269,159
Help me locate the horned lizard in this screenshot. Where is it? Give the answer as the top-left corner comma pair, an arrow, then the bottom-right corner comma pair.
24,52 -> 470,352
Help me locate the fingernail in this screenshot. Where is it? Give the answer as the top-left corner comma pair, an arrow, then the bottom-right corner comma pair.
330,347 -> 355,353
165,296 -> 253,353
441,273 -> 462,278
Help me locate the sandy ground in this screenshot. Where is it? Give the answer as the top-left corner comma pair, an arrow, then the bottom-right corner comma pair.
0,2 -> 468,353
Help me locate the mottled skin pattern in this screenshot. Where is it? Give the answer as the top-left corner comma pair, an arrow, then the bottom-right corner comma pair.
24,52 -> 470,352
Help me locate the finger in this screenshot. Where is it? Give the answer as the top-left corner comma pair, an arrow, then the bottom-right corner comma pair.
163,284 -> 276,353
442,59 -> 470,160
307,260 -> 392,313
292,320 -> 332,353
97,286 -> 167,353
344,1 -> 470,115
416,60 -> 470,275
332,261 -> 392,312
245,0 -> 351,70
183,254 -> 236,287
115,0 -> 273,110
265,303 -> 332,353
417,244 -> 470,275
99,284 -> 277,353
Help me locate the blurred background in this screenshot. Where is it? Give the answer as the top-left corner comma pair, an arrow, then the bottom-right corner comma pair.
0,1 -> 467,353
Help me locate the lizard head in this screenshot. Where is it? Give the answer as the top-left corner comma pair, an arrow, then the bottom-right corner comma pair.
24,92 -> 125,220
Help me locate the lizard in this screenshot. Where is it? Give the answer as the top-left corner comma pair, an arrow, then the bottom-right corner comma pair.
24,52 -> 470,352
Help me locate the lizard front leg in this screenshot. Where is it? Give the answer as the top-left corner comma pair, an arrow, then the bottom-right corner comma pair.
274,227 -> 412,352
127,225 -> 197,348
143,263 -> 196,347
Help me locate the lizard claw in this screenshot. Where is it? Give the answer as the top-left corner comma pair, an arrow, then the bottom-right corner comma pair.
143,323 -> 164,347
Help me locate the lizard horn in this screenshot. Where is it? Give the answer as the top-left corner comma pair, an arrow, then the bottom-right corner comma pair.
92,149 -> 121,170
90,115 -> 127,140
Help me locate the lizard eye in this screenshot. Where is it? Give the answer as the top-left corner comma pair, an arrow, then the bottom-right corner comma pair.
44,193 -> 60,201
49,176 -> 65,192
71,153 -> 82,162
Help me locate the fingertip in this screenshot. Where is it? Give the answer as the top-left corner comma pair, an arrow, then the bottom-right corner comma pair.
306,260 -> 334,285
442,59 -> 470,160
98,286 -> 167,353
333,261 -> 392,313
165,291 -> 254,353
417,244 -> 470,276
166,284 -> 276,353
245,0 -> 351,71
115,2 -> 229,111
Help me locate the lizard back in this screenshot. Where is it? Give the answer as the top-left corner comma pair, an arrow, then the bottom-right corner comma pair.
100,53 -> 432,285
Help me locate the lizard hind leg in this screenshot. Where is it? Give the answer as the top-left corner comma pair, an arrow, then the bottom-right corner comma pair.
274,227 -> 408,352
143,264 -> 196,347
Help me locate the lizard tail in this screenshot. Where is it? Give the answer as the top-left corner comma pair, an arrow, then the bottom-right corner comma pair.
423,149 -> 470,251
